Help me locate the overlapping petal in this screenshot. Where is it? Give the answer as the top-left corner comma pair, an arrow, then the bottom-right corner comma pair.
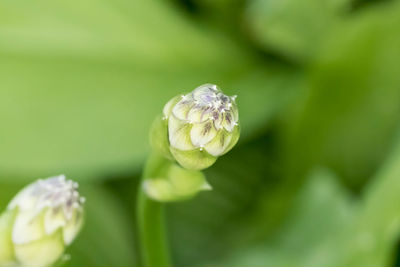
159,84 -> 240,170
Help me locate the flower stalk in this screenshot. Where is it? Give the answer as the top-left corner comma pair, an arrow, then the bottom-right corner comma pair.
137,153 -> 172,267
137,84 -> 240,267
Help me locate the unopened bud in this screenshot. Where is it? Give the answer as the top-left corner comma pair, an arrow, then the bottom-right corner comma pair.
151,84 -> 240,170
0,175 -> 85,267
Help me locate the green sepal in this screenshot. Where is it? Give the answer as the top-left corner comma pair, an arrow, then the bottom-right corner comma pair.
170,147 -> 217,171
0,209 -> 17,264
149,115 -> 174,161
143,161 -> 211,202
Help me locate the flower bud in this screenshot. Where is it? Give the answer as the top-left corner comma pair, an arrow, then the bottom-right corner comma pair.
152,84 -> 240,170
0,175 -> 85,267
143,162 -> 211,202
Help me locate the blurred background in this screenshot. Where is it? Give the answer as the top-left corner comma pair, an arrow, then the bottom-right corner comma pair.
1,0 -> 400,266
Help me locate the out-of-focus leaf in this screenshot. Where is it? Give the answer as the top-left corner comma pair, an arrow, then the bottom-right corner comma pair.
0,0 -> 302,182
209,168 -> 354,267
208,127 -> 400,267
0,183 -> 23,210
167,134 -> 294,266
340,130 -> 400,266
64,184 -> 136,267
188,0 -> 245,32
246,0 -> 350,61
285,1 -> 400,188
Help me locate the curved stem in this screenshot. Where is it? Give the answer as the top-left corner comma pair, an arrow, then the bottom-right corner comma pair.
137,153 -> 172,267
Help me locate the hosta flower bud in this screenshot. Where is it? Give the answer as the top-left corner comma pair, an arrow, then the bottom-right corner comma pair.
152,84 -> 240,170
0,175 -> 85,267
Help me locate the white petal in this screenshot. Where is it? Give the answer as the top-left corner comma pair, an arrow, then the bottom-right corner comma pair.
162,95 -> 181,118
44,208 -> 66,235
7,183 -> 37,211
14,230 -> 64,267
190,121 -> 217,147
63,208 -> 83,245
12,210 -> 45,245
231,102 -> 239,122
187,105 -> 212,123
192,84 -> 218,99
187,106 -> 203,123
214,112 -> 224,130
205,130 -> 232,156
168,115 -> 195,151
172,96 -> 194,120
222,112 -> 235,132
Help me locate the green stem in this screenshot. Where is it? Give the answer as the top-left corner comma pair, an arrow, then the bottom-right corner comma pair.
137,152 -> 172,267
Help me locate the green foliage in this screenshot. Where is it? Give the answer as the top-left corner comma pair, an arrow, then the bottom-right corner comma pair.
64,184 -> 137,267
209,168 -> 355,267
247,0 -> 350,61
0,0 -> 300,182
285,0 -> 400,188
1,0 -> 400,266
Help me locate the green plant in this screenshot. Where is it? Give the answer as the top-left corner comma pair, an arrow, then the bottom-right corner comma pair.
137,84 -> 240,267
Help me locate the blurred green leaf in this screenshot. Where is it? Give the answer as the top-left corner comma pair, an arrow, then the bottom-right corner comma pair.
206,128 -> 400,267
166,134 -> 293,266
64,184 -> 137,267
340,130 -> 400,266
285,1 -> 400,188
0,0 -> 302,182
209,168 -> 354,267
0,183 -> 22,210
246,0 -> 350,61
